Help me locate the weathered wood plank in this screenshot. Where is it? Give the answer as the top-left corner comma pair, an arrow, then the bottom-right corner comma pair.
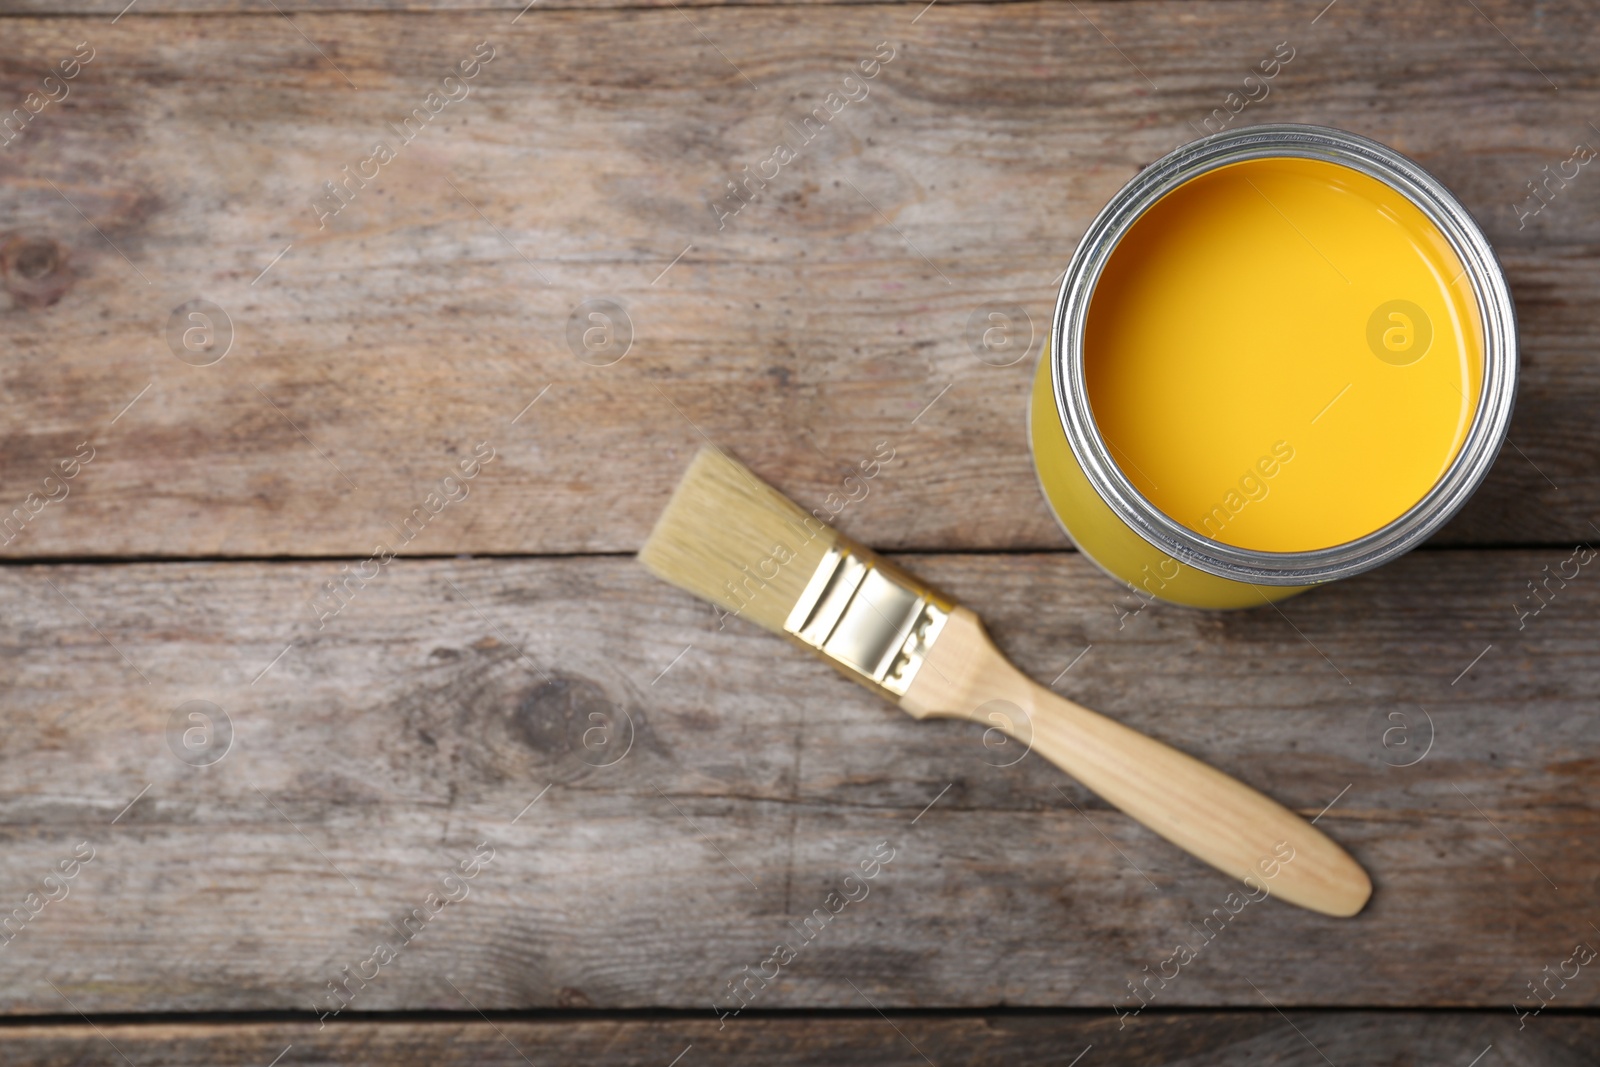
0,0 -> 1287,12
0,2 -> 1596,557
1,550 -> 1595,1014
2,1013 -> 1595,1067
0,0 -> 1041,11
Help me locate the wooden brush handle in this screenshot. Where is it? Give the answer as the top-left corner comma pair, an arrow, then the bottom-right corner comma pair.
901,608 -> 1371,918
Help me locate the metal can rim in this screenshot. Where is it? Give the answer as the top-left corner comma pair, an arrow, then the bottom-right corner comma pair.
1049,123 -> 1519,586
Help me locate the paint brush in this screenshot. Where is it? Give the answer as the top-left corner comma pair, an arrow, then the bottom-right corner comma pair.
640,446 -> 1371,917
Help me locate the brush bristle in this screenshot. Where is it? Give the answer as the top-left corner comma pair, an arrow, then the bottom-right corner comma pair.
639,447 -> 841,635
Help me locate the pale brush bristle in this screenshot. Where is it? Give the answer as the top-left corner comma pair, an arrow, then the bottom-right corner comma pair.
639,446 -> 840,634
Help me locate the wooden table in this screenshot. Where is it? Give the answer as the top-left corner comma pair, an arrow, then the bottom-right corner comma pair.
2,0 -> 1597,1062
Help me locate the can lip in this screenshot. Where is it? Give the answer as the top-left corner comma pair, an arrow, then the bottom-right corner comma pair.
1049,123 -> 1519,586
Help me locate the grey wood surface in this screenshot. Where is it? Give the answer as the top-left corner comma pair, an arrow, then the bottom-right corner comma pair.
0,1 -> 1595,558
1,1013 -> 1594,1067
1,551 -> 1594,1015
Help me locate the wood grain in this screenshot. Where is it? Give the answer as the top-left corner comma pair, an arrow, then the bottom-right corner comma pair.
1,549 -> 1595,1014
2,1013 -> 1596,1067
1,2 -> 1597,557
0,0 -> 1024,11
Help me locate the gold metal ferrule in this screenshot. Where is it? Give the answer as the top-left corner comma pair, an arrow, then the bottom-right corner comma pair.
783,544 -> 951,698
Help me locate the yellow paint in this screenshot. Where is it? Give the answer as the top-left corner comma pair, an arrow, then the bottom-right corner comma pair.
1084,156 -> 1483,552
1030,350 -> 1306,608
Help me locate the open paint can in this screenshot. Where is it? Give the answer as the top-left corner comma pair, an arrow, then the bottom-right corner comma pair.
1030,124 -> 1517,608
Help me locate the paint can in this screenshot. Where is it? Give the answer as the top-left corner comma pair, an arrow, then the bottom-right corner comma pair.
1029,124 -> 1517,608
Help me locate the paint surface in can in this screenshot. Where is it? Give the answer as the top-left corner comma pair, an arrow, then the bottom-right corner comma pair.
1083,156 -> 1484,553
